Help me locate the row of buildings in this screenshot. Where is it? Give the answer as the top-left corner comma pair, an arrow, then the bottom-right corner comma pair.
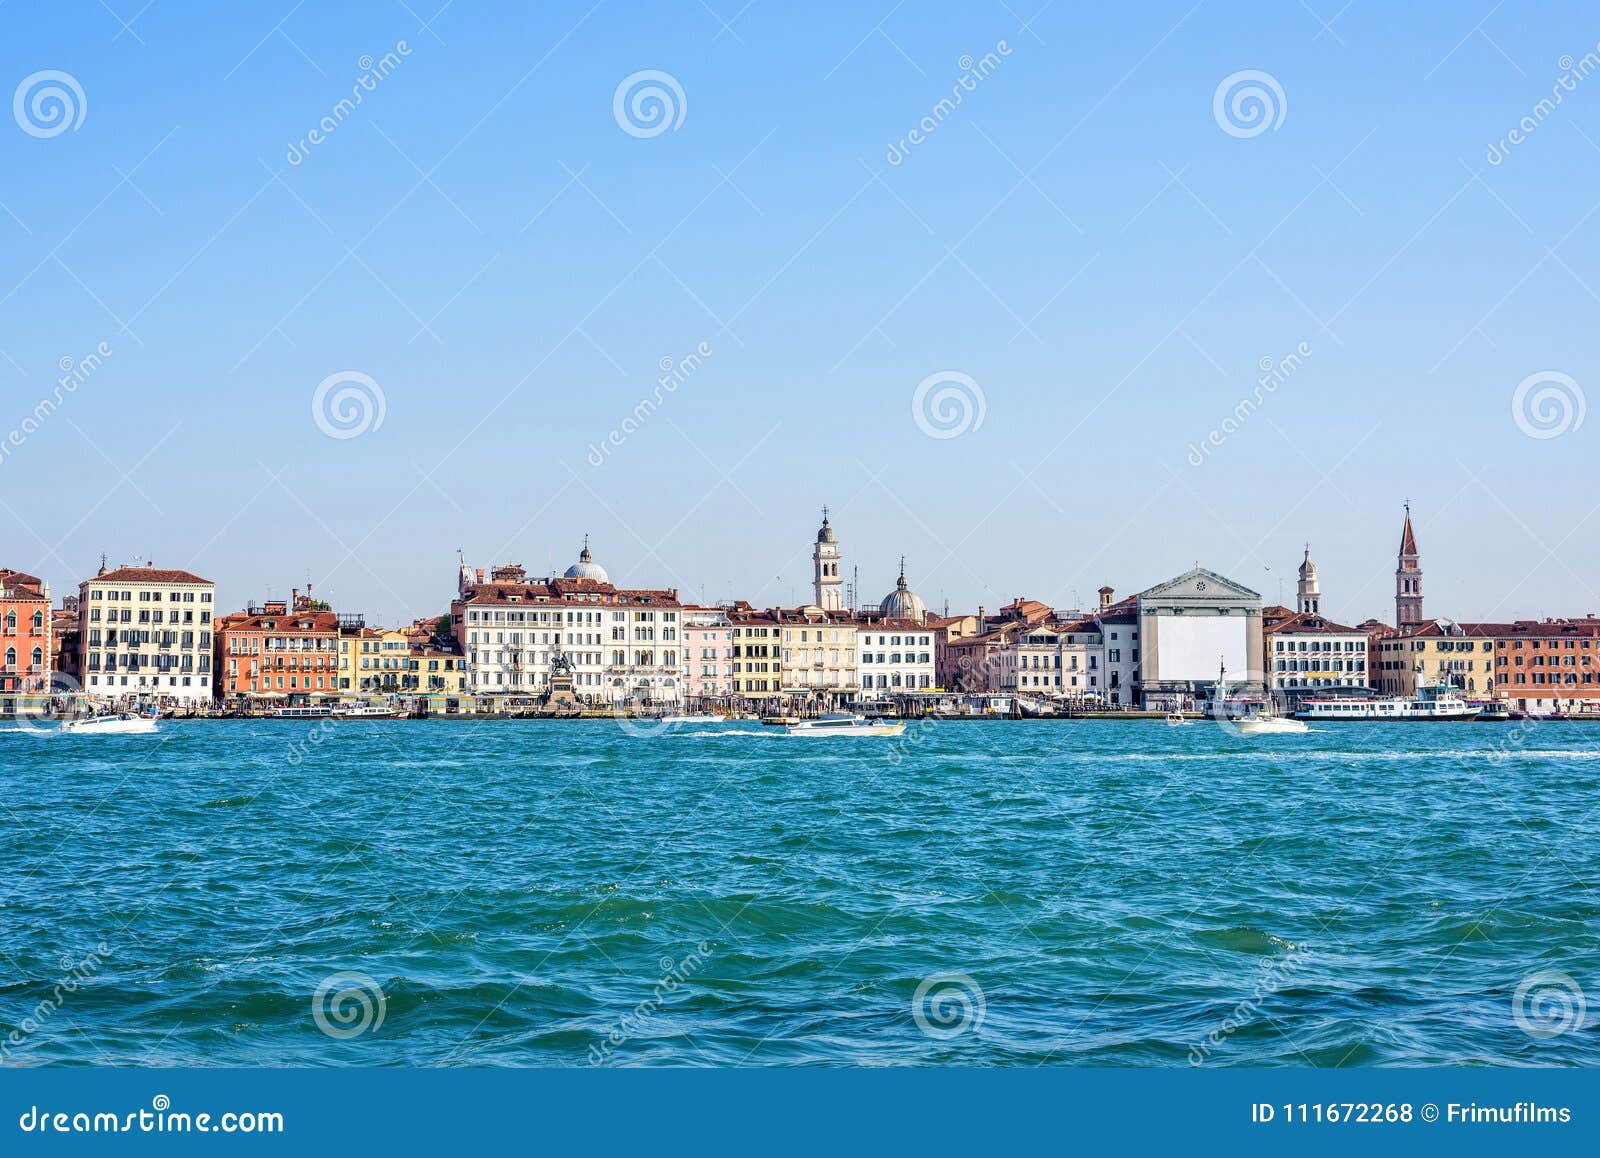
2,507 -> 1596,716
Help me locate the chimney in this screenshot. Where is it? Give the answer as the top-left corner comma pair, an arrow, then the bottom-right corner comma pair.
1099,586 -> 1114,611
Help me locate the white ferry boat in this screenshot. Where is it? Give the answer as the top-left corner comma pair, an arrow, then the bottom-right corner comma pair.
1296,682 -> 1478,722
271,705 -> 334,719
784,712 -> 905,737
331,703 -> 403,719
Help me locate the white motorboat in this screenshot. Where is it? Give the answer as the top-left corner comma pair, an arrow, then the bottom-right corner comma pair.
783,712 -> 905,737
1211,660 -> 1308,735
1165,710 -> 1187,726
1232,711 -> 1309,735
656,712 -> 726,725
59,712 -> 159,735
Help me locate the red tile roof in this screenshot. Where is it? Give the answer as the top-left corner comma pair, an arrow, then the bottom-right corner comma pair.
1498,618 -> 1600,638
217,609 -> 339,634
1266,611 -> 1360,635
90,567 -> 211,585
0,569 -> 47,598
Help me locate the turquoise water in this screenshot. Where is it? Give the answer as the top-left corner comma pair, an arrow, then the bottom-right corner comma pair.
2,718 -> 1597,1067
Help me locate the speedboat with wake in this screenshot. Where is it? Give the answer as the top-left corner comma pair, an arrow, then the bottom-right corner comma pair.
783,712 -> 905,737
59,711 -> 159,735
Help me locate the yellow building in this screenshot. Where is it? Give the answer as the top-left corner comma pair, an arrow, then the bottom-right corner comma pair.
776,607 -> 859,705
729,612 -> 781,706
1374,620 -> 1501,697
407,634 -> 471,713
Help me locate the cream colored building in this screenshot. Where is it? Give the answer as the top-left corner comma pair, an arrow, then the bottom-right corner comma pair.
777,606 -> 858,703
79,564 -> 216,705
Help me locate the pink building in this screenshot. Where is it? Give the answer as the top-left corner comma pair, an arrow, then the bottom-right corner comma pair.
682,605 -> 733,705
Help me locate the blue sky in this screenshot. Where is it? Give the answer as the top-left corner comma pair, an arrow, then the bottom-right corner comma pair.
2,0 -> 1598,626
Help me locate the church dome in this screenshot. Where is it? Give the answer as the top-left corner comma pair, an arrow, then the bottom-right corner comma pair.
563,538 -> 610,584
1298,546 -> 1317,577
879,558 -> 926,621
817,510 -> 837,544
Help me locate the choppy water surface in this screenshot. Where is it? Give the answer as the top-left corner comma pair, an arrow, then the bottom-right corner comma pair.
2,719 -> 1598,1066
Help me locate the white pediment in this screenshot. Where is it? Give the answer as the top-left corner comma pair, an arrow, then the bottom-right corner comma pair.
1137,567 -> 1261,603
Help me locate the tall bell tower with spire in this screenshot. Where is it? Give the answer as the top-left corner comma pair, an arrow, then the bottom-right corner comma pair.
812,507 -> 843,611
1395,502 -> 1423,629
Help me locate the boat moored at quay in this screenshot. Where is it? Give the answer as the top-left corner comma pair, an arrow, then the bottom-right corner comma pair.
1295,682 -> 1479,722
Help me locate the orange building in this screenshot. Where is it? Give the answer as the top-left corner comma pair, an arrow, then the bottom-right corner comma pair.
1,568 -> 52,701
1493,618 -> 1600,714
216,588 -> 340,705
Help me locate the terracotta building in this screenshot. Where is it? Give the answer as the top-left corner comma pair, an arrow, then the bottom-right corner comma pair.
1493,618 -> 1600,714
216,587 -> 340,705
1,568 -> 51,705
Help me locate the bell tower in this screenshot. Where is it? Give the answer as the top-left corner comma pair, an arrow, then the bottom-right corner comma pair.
1297,544 -> 1320,615
812,507 -> 843,611
1395,502 -> 1423,629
